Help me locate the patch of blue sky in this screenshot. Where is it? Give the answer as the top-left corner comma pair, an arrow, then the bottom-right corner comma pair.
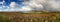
0,0 -> 24,6
0,0 -> 32,12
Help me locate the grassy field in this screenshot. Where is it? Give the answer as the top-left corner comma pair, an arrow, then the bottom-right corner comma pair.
0,12 -> 60,22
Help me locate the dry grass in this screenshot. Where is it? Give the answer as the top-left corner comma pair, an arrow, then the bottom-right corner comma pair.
0,12 -> 60,22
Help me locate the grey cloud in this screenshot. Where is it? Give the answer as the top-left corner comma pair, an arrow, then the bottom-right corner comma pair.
24,0 -> 60,12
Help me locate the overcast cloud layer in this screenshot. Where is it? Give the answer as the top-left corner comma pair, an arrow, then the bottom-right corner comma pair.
24,0 -> 60,12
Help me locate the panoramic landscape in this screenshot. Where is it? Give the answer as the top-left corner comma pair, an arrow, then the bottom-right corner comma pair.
0,0 -> 60,22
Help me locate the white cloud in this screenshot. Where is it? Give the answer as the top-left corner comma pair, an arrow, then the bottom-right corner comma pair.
10,2 -> 17,8
24,0 -> 44,11
9,2 -> 32,12
0,7 -> 2,12
31,0 -> 47,4
0,10 -> 2,12
24,0 -> 60,12
47,0 -> 60,11
19,6 -> 32,12
0,1 -> 5,4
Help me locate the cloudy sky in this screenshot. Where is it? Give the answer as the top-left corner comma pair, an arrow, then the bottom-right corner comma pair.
0,0 -> 25,12
0,0 -> 24,6
24,0 -> 60,12
0,0 -> 60,12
